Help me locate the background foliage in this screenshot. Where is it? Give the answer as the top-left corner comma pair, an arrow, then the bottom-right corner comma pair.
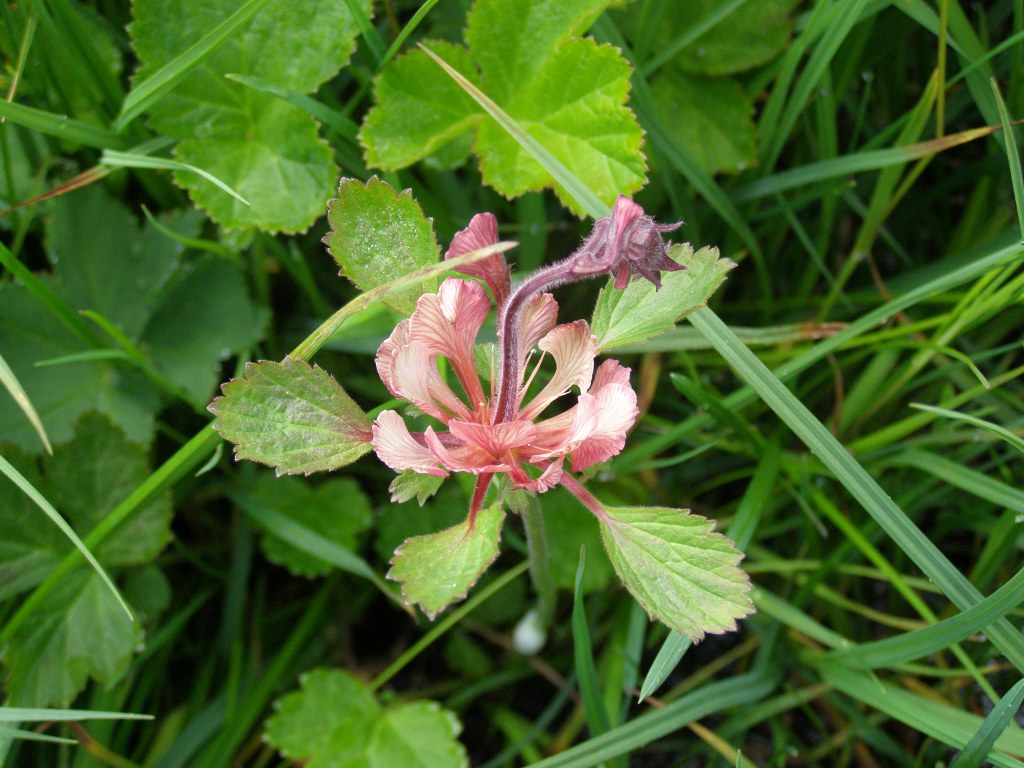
1,0 -> 1024,765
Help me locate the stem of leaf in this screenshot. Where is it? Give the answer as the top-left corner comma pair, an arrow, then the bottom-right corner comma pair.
521,492 -> 556,631
559,473 -> 609,522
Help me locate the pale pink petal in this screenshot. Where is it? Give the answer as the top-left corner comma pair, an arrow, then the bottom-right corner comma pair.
608,196 -> 645,256
422,427 -> 511,475
591,358 -> 633,390
409,279 -> 490,408
392,341 -> 473,423
569,361 -> 638,472
447,419 -> 539,458
525,394 -> 600,459
375,319 -> 412,399
518,292 -> 558,365
507,460 -> 563,492
445,213 -> 511,307
519,321 -> 597,420
372,411 -> 448,477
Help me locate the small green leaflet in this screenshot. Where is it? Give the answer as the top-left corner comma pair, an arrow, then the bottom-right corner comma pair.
592,244 -> 735,351
265,668 -> 467,768
388,503 -> 505,619
388,470 -> 444,506
130,0 -> 369,232
325,177 -> 440,315
597,505 -> 753,641
360,0 -> 645,216
209,357 -> 373,476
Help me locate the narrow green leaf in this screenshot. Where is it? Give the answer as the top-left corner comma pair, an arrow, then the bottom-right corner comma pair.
950,678 -> 1024,768
822,561 -> 1024,670
209,357 -> 373,476
0,708 -> 150,723
0,351 -> 51,453
325,176 -> 441,315
990,78 -> 1024,241
225,73 -> 359,139
687,307 -> 1024,672
821,666 -> 1024,766
910,403 -> 1024,457
572,549 -> 613,745
115,0 -> 275,130
388,503 -> 505,619
100,150 -> 250,205
592,244 -> 735,351
597,504 -> 753,641
528,668 -> 777,768
892,450 -> 1024,514
0,99 -> 125,149
0,453 -> 130,620
0,728 -> 76,745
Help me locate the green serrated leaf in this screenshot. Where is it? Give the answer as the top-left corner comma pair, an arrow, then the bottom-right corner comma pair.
650,68 -> 756,175
250,475 -> 372,578
592,244 -> 735,351
325,177 -> 441,315
388,471 -> 445,506
360,41 -> 481,170
1,571 -> 142,707
361,0 -> 645,215
598,504 -> 753,641
130,0 -> 369,231
388,503 -> 505,619
265,668 -> 467,768
209,357 -> 373,475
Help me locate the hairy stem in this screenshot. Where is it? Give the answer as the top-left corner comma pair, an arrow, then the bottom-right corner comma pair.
520,492 -> 557,630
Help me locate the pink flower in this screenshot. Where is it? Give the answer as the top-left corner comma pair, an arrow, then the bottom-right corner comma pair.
371,199 -> 679,520
372,276 -> 638,488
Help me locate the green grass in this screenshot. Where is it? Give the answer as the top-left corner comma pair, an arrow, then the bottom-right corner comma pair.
1,0 -> 1024,766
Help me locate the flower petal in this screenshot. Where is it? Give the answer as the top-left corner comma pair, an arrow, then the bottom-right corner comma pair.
409,278 -> 490,409
507,460 -> 563,492
422,427 -> 511,475
569,360 -> 638,472
375,318 -> 412,399
372,411 -> 448,477
447,419 -> 539,458
518,292 -> 558,365
392,341 -> 473,423
519,320 -> 596,420
445,212 -> 511,307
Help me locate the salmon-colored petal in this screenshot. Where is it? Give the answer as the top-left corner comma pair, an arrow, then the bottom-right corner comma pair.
519,320 -> 596,420
375,319 -> 412,399
372,411 -> 448,477
569,367 -> 638,472
392,341 -> 472,423
423,427 -> 511,475
507,460 -> 563,492
447,419 -> 539,459
409,279 -> 490,408
518,292 -> 558,364
445,212 -> 511,307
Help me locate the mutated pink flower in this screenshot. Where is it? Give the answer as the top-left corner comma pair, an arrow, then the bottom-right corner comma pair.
371,198 -> 680,520
372,279 -> 638,492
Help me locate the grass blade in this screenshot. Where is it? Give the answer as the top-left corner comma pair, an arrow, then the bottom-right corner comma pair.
114,0 -> 275,130
950,678 -> 1024,768
687,307 -> 1024,673
0,453 -> 132,620
100,150 -> 251,205
0,350 -> 51,453
0,99 -> 124,149
909,403 -> 1024,456
571,549 -> 613,752
990,78 -> 1024,240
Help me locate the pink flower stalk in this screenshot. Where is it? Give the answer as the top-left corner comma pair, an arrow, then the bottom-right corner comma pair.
371,196 -> 681,521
